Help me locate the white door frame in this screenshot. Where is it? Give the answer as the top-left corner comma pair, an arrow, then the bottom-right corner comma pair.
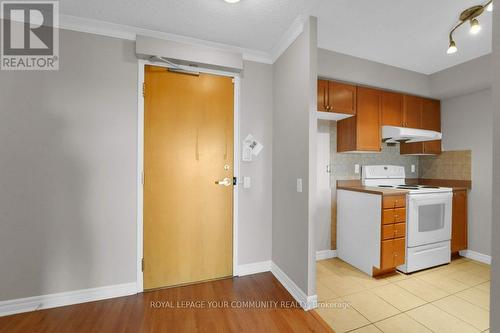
136,59 -> 240,292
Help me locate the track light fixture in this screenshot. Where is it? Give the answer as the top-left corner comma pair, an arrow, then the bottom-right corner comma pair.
447,0 -> 493,54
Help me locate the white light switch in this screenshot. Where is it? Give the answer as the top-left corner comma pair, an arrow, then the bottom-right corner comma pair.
243,177 -> 251,189
296,178 -> 303,193
354,164 -> 360,174
411,164 -> 416,173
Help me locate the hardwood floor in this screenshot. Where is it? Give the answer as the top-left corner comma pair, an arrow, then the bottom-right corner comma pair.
0,273 -> 333,333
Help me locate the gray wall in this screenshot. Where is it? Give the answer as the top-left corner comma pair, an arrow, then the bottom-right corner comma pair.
429,55 -> 492,99
490,4 -> 500,331
318,49 -> 432,97
441,89 -> 493,257
272,17 -> 317,296
0,31 -> 275,301
0,30 -> 138,300
238,61 -> 273,265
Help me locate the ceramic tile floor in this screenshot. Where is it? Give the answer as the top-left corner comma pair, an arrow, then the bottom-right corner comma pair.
315,257 -> 490,333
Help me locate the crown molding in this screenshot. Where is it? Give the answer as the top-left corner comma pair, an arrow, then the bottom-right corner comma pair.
270,15 -> 306,63
59,15 -> 273,64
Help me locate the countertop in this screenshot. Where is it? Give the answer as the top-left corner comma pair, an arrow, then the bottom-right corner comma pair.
337,184 -> 409,196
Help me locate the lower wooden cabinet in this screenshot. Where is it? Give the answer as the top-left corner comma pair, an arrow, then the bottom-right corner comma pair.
379,195 -> 407,272
381,238 -> 405,269
451,189 -> 468,253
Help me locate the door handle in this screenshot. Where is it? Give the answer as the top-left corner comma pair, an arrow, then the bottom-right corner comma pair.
215,178 -> 232,186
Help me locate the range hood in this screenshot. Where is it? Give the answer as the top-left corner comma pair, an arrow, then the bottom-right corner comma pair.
382,126 -> 442,144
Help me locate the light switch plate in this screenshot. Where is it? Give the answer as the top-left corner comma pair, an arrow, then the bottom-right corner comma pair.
243,177 -> 251,188
354,164 -> 360,174
411,164 -> 416,173
296,178 -> 303,193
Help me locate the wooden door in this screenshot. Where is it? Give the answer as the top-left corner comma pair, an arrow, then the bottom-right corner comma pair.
329,81 -> 357,115
144,65 -> 234,290
451,190 -> 468,253
403,95 -> 422,128
356,87 -> 381,151
317,79 -> 328,112
381,91 -> 403,126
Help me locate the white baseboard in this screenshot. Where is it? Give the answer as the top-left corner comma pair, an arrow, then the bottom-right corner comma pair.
316,249 -> 337,261
459,250 -> 492,265
271,262 -> 317,311
235,260 -> 272,277
0,282 -> 137,317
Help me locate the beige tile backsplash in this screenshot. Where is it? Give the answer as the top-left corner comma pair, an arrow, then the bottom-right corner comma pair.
419,150 -> 471,181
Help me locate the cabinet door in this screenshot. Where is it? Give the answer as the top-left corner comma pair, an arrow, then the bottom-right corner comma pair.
451,190 -> 468,253
381,91 -> 404,126
403,95 -> 423,129
423,141 -> 442,155
422,99 -> 441,131
356,87 -> 381,151
330,81 -> 357,115
317,80 -> 328,112
393,238 -> 406,267
381,240 -> 395,269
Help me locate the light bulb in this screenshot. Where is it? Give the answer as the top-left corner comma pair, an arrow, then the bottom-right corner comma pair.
447,40 -> 458,54
487,2 -> 493,12
470,19 -> 481,34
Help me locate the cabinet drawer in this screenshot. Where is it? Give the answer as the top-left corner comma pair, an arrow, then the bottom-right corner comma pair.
383,195 -> 406,209
381,238 -> 406,269
382,223 -> 406,240
394,238 -> 406,266
382,208 -> 406,225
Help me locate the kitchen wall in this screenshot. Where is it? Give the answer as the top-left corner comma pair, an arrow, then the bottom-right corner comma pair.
441,89 -> 493,257
318,48 -> 432,98
490,4 -> 500,330
272,17 -> 317,297
0,29 -> 275,301
419,150 -> 472,181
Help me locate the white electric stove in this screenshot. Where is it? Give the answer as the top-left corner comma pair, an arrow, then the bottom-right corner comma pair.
362,165 -> 453,273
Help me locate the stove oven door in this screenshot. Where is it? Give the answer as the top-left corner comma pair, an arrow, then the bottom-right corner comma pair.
407,192 -> 452,247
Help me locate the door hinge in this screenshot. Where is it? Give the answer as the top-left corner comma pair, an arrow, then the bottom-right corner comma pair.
141,258 -> 145,272
142,82 -> 145,97
233,177 -> 237,185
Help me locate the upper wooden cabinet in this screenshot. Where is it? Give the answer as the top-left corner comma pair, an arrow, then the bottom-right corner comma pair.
403,95 -> 423,129
381,91 -> 404,127
317,79 -> 357,115
337,87 -> 381,152
400,98 -> 442,155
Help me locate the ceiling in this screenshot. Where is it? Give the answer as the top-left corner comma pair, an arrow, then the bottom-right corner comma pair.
60,0 -> 493,74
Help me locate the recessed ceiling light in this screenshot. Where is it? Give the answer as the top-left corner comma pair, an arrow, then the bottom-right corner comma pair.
224,0 -> 240,3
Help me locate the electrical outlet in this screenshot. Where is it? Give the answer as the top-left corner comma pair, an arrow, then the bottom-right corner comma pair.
354,164 -> 360,174
411,164 -> 416,173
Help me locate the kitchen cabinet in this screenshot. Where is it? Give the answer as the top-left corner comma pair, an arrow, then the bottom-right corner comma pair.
381,91 -> 404,127
403,95 -> 423,129
379,195 -> 407,272
337,87 -> 381,152
451,189 -> 468,253
400,98 -> 442,155
317,79 -> 356,115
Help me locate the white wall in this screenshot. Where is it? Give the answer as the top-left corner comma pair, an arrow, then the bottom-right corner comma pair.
441,89 -> 493,256
272,17 -> 317,296
429,55 -> 491,99
238,61 -> 273,265
490,4 -> 500,331
318,48 -> 432,97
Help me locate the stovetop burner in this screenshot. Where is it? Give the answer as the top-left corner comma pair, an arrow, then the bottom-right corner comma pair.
377,185 -> 393,188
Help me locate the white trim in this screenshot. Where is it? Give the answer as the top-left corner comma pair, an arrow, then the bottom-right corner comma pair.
59,15 -> 273,64
136,59 -> 241,292
271,262 -> 317,311
235,260 -> 272,277
459,250 -> 492,265
0,283 -> 136,317
316,249 -> 337,261
270,15 -> 306,63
